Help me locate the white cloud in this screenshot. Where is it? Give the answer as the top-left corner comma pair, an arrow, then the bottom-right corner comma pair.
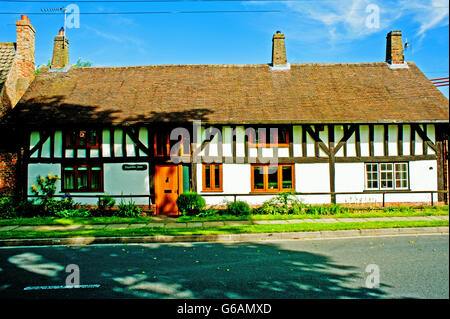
84,24 -> 147,54
253,0 -> 448,42
400,0 -> 449,38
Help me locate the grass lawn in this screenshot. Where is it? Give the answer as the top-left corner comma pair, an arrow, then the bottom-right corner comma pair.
176,205 -> 449,222
0,216 -> 154,226
0,220 -> 447,240
0,205 -> 447,227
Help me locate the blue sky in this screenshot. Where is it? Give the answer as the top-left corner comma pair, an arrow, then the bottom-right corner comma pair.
1,0 -> 448,97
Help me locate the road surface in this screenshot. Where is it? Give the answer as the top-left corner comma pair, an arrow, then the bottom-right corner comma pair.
0,234 -> 448,299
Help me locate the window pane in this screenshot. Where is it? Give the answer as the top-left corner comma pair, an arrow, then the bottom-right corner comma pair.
282,166 -> 293,189
91,168 -> 101,190
66,131 -> 76,148
204,165 -> 211,189
214,165 -> 221,189
253,166 -> 265,190
79,131 -> 87,147
380,163 -> 393,189
394,163 -> 408,189
78,167 -> 88,190
366,164 -> 378,189
63,168 -> 75,190
88,130 -> 97,147
278,127 -> 289,145
267,166 -> 278,190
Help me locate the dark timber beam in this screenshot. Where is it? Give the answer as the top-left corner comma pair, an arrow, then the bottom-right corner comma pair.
334,124 -> 357,155
304,125 -> 330,157
122,126 -> 152,157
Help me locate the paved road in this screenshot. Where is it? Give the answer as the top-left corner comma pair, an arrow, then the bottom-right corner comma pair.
0,235 -> 448,299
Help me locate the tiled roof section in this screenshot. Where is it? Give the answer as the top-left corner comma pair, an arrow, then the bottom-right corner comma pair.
0,43 -> 16,92
9,61 -> 449,126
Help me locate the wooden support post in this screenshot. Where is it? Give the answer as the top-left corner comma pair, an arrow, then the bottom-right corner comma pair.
329,124 -> 336,204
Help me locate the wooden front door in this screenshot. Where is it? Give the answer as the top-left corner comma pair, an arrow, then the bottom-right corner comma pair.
155,165 -> 179,215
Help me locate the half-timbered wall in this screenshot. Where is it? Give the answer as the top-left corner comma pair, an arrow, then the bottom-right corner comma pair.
25,123 -> 442,205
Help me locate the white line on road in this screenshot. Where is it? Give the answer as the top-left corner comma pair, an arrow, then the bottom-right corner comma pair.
23,284 -> 100,291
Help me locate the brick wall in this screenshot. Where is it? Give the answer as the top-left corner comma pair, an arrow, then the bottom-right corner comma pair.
0,152 -> 17,195
0,16 -> 35,196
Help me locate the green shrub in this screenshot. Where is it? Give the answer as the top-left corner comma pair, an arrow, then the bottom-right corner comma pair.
55,209 -> 91,218
0,196 -> 17,219
255,192 -> 305,215
30,175 -> 79,216
114,199 -> 141,217
304,205 -> 328,215
176,192 -> 206,216
227,201 -> 251,216
327,204 -> 349,215
196,208 -> 219,217
0,196 -> 42,219
96,195 -> 116,216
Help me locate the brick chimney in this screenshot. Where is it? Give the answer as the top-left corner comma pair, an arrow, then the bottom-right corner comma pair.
0,15 -> 36,112
386,31 -> 404,65
51,27 -> 69,69
271,31 -> 289,70
15,15 -> 35,79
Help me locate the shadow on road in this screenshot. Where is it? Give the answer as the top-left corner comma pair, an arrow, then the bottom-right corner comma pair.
0,241 -> 390,299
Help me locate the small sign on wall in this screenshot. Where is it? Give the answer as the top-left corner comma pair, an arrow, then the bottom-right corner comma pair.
122,164 -> 147,171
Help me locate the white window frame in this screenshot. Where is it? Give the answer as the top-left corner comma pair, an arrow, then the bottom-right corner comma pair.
365,162 -> 409,191
365,163 -> 379,190
394,162 -> 409,190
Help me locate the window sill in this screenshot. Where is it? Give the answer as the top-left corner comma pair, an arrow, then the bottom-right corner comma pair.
60,190 -> 104,194
248,144 -> 289,148
363,189 -> 411,193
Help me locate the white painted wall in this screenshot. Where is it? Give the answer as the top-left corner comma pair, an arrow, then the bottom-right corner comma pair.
360,125 -> 370,157
103,163 -> 150,205
114,129 -> 123,157
334,162 -> 380,204
27,162 -> 150,205
138,127 -> 148,157
318,126 -> 328,157
295,163 -> 330,204
29,131 -> 40,158
373,125 -> 384,156
54,131 -> 63,158
388,125 -> 398,156
427,124 -> 436,155
102,129 -> 111,157
407,160 -> 438,203
28,164 -> 62,196
334,126 -> 344,157
403,125 -> 410,156
293,126 -> 302,157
